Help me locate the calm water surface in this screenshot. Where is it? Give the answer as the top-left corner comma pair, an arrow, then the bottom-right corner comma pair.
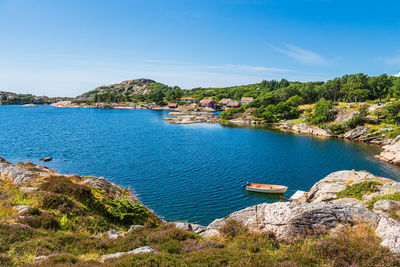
1,105 -> 400,225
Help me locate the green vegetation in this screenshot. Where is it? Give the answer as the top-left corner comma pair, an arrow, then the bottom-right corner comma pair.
1,213 -> 398,266
219,106 -> 245,120
310,98 -> 334,125
336,181 -> 382,200
0,162 -> 398,265
385,101 -> 400,125
0,92 -> 72,105
367,193 -> 400,218
327,106 -> 369,135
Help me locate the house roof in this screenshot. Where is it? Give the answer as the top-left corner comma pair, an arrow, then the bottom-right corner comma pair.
200,99 -> 215,104
168,103 -> 178,107
241,97 -> 254,101
218,98 -> 232,103
179,97 -> 195,100
227,102 -> 240,107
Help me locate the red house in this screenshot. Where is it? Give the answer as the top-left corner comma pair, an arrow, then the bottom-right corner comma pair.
200,99 -> 217,109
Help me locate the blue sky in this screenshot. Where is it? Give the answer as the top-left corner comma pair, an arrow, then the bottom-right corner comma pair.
0,0 -> 399,96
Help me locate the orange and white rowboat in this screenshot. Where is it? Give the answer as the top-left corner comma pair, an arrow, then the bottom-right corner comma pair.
244,183 -> 288,194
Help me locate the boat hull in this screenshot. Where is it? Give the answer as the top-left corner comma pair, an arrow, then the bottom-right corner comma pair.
246,186 -> 287,194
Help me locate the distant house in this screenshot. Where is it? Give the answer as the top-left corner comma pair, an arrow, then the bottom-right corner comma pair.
241,97 -> 254,105
227,102 -> 241,108
218,98 -> 233,104
179,97 -> 195,103
200,99 -> 217,109
168,103 -> 178,109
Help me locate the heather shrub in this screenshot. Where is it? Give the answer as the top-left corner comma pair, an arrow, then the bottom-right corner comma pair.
220,219 -> 248,239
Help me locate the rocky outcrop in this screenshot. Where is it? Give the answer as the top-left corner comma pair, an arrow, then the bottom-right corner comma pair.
173,222 -> 207,235
200,170 -> 400,253
376,216 -> 400,253
164,114 -> 219,124
22,104 -> 38,107
334,108 -> 357,123
205,202 -> 379,240
374,200 -> 400,213
376,136 -> 400,165
78,79 -> 156,101
303,170 -> 393,203
276,122 -> 330,137
343,126 -> 369,139
100,246 -> 159,262
0,162 -> 48,184
342,126 -> 384,144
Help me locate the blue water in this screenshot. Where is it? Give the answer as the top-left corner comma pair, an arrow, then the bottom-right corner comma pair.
1,105 -> 400,225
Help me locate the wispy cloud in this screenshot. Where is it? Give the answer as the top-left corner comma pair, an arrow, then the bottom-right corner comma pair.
385,55 -> 400,65
0,55 -> 330,96
271,43 -> 326,64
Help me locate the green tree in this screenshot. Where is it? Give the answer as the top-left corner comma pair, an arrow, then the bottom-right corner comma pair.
165,86 -> 183,102
369,74 -> 392,104
300,83 -> 317,103
310,98 -> 333,125
146,88 -> 166,106
341,73 -> 370,102
391,78 -> 400,97
385,101 -> 400,125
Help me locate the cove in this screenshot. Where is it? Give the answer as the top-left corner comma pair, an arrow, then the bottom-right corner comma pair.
1,105 -> 400,225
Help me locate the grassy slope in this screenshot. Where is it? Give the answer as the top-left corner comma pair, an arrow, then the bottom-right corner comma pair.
0,163 -> 399,266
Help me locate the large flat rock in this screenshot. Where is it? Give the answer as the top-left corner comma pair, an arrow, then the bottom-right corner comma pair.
305,170 -> 392,203
206,202 -> 380,240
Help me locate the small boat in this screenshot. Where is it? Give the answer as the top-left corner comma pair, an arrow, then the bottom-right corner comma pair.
243,182 -> 288,194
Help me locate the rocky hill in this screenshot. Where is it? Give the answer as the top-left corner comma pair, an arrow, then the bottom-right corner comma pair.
77,79 -> 159,101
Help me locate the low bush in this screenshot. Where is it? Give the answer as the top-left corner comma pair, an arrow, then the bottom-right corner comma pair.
0,224 -> 35,253
161,240 -> 182,254
22,207 -> 41,216
219,106 -> 245,120
310,98 -> 334,125
336,181 -> 382,200
219,219 -> 248,239
327,123 -> 346,135
19,213 -> 60,231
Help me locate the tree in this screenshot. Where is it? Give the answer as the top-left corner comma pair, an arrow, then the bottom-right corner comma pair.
320,78 -> 341,102
261,105 -> 277,122
341,73 -> 370,102
146,88 -> 165,106
369,74 -> 392,104
310,98 -> 334,125
385,101 -> 400,125
300,83 -> 317,103
165,86 -> 183,102
391,78 -> 400,97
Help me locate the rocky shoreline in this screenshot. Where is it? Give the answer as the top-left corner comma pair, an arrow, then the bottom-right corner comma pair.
2,157 -> 400,255
178,170 -> 400,253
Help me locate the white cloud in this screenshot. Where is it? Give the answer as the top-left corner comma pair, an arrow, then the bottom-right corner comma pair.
386,56 -> 400,65
393,72 -> 400,77
0,56 -> 330,96
271,43 -> 326,64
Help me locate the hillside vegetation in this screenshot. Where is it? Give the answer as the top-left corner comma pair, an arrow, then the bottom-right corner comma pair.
0,91 -> 71,105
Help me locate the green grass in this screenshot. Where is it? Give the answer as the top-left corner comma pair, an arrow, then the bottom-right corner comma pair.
366,192 -> 400,219
336,181 -> 382,200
